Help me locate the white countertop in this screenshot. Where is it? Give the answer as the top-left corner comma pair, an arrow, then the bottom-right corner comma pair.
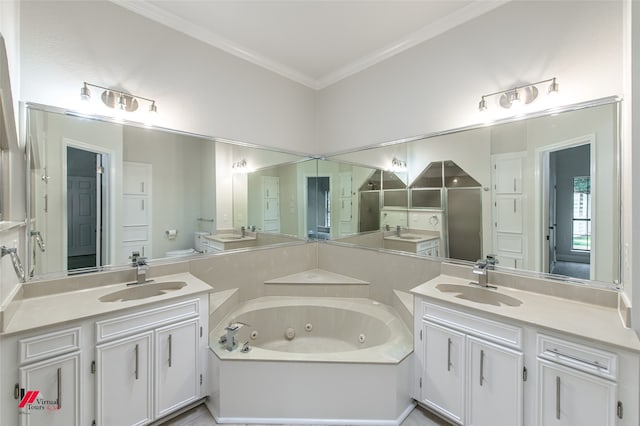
1,272 -> 213,336
411,274 -> 640,352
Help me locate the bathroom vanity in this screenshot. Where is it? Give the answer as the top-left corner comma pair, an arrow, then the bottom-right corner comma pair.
0,273 -> 212,426
411,274 -> 639,426
383,232 -> 440,256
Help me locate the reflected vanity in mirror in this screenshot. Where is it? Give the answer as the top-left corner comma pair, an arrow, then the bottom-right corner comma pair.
25,104 -> 310,278
325,100 -> 621,288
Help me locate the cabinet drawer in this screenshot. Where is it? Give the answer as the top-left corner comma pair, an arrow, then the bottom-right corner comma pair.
422,302 -> 522,349
537,334 -> 617,380
96,299 -> 199,343
19,327 -> 81,364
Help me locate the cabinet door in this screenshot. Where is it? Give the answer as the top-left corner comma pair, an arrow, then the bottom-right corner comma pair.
96,332 -> 153,426
339,172 -> 352,197
18,352 -> 80,426
123,195 -> 150,226
421,321 -> 466,424
123,162 -> 151,195
264,198 -> 280,221
263,176 -> 279,199
155,319 -> 199,418
494,157 -> 522,194
537,360 -> 617,426
495,197 -> 523,233
467,337 -> 523,426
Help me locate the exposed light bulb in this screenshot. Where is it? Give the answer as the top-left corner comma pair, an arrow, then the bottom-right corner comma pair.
510,90 -> 521,108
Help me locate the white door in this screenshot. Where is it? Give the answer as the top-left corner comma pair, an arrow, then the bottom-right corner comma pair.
67,176 -> 97,257
96,332 -> 153,426
537,360 -> 617,426
421,321 -> 465,424
18,352 -> 80,426
155,319 -> 199,418
467,337 -> 523,426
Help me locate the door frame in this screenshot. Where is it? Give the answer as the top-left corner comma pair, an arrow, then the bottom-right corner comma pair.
535,134 -> 596,276
63,138 -> 114,270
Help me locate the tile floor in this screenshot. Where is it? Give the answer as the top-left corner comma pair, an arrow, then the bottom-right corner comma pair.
160,403 -> 453,426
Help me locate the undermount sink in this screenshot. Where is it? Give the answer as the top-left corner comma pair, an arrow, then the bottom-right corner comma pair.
99,281 -> 187,302
436,283 -> 523,307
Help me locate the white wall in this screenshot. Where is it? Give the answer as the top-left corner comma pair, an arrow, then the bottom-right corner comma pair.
215,142 -> 235,230
19,1 -> 316,153
0,0 -> 19,123
123,126 -> 213,256
317,1 -> 623,154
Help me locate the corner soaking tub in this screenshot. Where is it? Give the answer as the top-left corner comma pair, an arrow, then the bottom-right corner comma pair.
206,296 -> 414,425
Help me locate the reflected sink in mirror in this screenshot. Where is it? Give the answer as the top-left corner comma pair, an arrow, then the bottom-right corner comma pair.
205,234 -> 257,250
99,281 -> 187,302
436,283 -> 522,307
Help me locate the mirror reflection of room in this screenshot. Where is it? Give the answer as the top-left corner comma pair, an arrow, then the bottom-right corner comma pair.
28,107 -> 313,278
328,102 -> 618,284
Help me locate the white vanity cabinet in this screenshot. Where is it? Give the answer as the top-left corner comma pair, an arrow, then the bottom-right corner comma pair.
154,319 -> 199,418
536,334 -> 619,426
95,299 -> 204,426
467,336 -> 523,426
415,299 -> 523,426
96,332 -> 154,426
420,321 -> 465,423
15,327 -> 83,426
416,238 -> 440,257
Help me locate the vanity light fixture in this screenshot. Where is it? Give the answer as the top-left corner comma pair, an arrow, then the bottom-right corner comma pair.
79,82 -> 158,115
232,159 -> 248,173
390,157 -> 407,172
478,77 -> 559,112
478,96 -> 488,112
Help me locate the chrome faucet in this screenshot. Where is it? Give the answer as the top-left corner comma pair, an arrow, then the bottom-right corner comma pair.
222,321 -> 249,351
396,225 -> 402,237
128,252 -> 151,285
1,246 -> 25,283
135,257 -> 149,284
241,226 -> 246,237
472,255 -> 497,288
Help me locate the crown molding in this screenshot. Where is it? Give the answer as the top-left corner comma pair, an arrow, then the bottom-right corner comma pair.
112,0 -> 509,91
111,0 -> 319,89
316,0 -> 510,89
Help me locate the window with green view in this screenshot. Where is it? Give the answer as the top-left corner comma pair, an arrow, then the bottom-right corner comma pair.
572,176 -> 591,251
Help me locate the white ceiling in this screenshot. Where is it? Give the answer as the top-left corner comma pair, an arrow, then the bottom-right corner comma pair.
114,1 -> 508,90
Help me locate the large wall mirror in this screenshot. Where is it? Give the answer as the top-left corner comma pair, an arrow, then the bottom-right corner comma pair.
324,100 -> 621,288
25,104 -> 310,279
